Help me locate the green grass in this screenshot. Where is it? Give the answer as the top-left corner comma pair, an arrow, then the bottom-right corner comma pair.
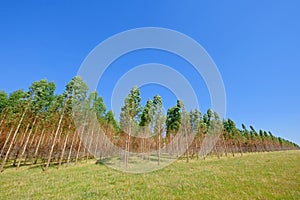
1,151 -> 299,200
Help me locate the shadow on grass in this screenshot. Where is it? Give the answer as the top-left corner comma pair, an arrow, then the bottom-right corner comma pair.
96,157 -> 120,166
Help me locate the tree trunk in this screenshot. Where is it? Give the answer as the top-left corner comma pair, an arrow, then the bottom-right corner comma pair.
0,109 -> 7,128
185,133 -> 190,163
15,122 -> 34,169
33,127 -> 46,165
0,127 -> 14,159
93,129 -> 100,159
125,120 -> 132,168
157,130 -> 161,165
75,114 -> 87,164
12,123 -> 30,166
67,130 -> 77,164
87,122 -> 96,160
58,124 -> 71,169
45,105 -> 66,171
0,106 -> 28,173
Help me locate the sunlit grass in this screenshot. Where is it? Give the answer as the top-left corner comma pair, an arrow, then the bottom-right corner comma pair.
0,151 -> 299,199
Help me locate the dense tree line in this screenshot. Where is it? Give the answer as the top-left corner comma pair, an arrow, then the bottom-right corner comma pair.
0,77 -> 298,172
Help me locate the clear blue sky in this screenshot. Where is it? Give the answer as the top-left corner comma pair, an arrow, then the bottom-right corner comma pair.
0,1 -> 299,145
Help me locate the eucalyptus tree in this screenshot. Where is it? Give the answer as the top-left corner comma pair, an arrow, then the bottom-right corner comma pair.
263,131 -> 270,151
0,90 -> 29,172
139,99 -> 153,127
189,109 -> 202,158
189,109 -> 201,133
119,86 -> 142,167
250,126 -> 259,152
259,130 -> 265,151
100,110 -> 120,159
105,110 -> 119,134
179,102 -> 191,162
166,100 -> 182,155
152,95 -> 164,165
223,119 -> 243,156
139,99 -> 153,158
44,94 -> 65,170
268,131 -> 276,151
166,100 -> 182,136
66,76 -> 89,164
241,124 -> 252,152
92,93 -> 106,123
45,76 -> 88,170
84,91 -> 107,160
16,79 -> 55,169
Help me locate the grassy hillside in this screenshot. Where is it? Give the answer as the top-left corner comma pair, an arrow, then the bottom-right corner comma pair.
1,151 -> 299,200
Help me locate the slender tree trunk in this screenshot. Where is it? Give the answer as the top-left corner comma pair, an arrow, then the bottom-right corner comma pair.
75,114 -> 88,164
125,120 -> 132,168
67,130 -> 77,164
16,118 -> 38,169
93,129 -> 100,159
0,110 -> 9,139
157,129 -> 161,165
33,127 -> 46,165
238,140 -> 243,157
147,134 -> 151,161
176,134 -> 179,158
0,127 -> 14,159
12,123 -> 30,166
0,106 -> 28,173
58,124 -> 71,168
45,105 -> 66,171
185,133 -> 189,163
87,121 -> 96,160
0,109 -> 7,128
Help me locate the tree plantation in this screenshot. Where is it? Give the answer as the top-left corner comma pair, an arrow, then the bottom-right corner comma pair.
0,76 -> 299,173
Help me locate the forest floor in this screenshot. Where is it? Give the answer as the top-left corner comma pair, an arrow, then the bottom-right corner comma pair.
0,150 -> 299,200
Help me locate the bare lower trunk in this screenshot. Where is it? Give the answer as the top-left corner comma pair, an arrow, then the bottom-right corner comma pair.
239,141 -> 243,156
75,114 -> 87,164
185,134 -> 189,163
58,124 -> 71,168
0,106 -> 28,173
0,109 -> 7,128
86,120 -> 96,160
45,106 -> 65,171
0,127 -> 14,159
125,123 -> 131,168
16,118 -> 38,169
12,123 -> 30,166
33,127 -> 46,164
158,132 -> 161,165
67,130 -> 77,164
93,130 -> 100,158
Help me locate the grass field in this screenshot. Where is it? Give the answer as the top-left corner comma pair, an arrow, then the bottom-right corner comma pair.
0,151 -> 299,200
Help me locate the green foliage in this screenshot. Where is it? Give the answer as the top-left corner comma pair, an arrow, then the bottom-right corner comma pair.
139,99 -> 153,127
65,76 -> 89,113
105,110 -> 119,133
120,86 -> 142,132
166,100 -> 182,135
0,90 -> 8,114
152,95 -> 164,134
189,109 -> 201,132
241,123 -> 250,140
7,90 -> 29,117
88,91 -> 106,121
29,79 -> 56,114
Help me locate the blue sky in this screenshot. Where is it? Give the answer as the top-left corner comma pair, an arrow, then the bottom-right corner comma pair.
0,1 -> 299,145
